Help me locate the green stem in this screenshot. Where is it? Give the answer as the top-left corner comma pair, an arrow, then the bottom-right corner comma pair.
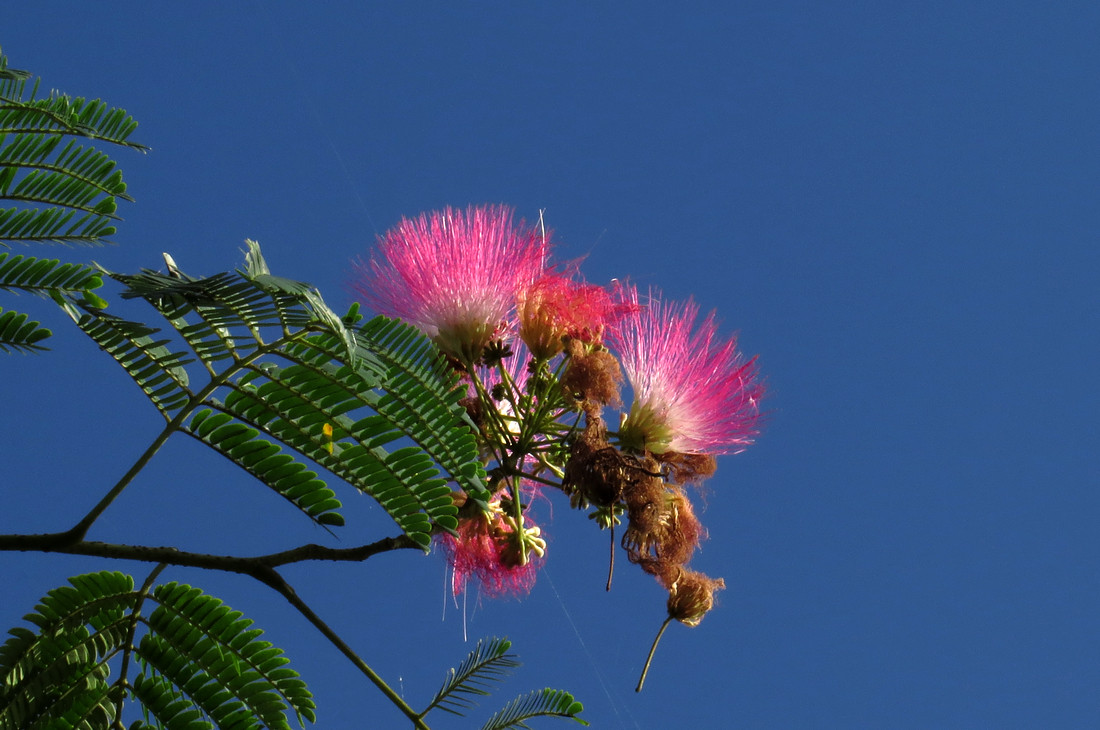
112,564 -> 168,728
606,522 -> 615,592
261,569 -> 430,729
636,615 -> 673,692
68,423 -> 175,541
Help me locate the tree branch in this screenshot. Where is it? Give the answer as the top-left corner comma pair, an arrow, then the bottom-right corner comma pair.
0,532 -> 420,576
112,563 -> 167,729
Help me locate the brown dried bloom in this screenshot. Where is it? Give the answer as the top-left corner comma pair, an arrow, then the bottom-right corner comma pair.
636,566 -> 727,693
622,485 -> 704,582
656,451 -> 718,485
667,569 -> 726,627
562,414 -> 626,508
560,338 -> 622,410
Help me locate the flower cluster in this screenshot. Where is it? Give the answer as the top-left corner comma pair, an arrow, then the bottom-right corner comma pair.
353,204 -> 764,684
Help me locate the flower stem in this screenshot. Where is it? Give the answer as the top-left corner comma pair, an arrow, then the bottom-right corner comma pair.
606,522 -> 615,592
636,615 -> 674,692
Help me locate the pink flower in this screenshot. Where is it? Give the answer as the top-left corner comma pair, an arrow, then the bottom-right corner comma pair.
517,273 -> 639,359
351,205 -> 548,361
436,491 -> 543,598
608,286 -> 763,455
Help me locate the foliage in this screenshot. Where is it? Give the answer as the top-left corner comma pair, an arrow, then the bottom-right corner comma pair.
419,638 -> 588,728
0,45 -> 140,353
0,47 -> 145,248
422,637 -> 521,717
55,241 -> 488,544
0,305 -> 50,353
479,689 -> 588,730
0,570 -> 314,730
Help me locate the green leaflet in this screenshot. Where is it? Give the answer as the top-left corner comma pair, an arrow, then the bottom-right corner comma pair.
0,47 -> 137,355
421,637 -> 520,717
0,252 -> 104,295
0,572 -> 315,730
356,315 -> 489,508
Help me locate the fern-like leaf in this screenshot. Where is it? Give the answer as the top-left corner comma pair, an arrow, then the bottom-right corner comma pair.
58,299 -> 194,414
0,572 -> 314,730
0,48 -> 143,247
0,571 -> 134,729
60,244 -> 481,544
479,689 -> 589,730
357,315 -> 490,507
0,253 -> 106,352
0,50 -> 31,83
136,582 -> 316,729
421,637 -> 521,718
0,74 -> 146,150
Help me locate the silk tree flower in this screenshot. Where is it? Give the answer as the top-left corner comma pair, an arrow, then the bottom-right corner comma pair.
517,273 -> 638,359
351,205 -> 548,361
436,489 -> 544,598
609,286 -> 763,455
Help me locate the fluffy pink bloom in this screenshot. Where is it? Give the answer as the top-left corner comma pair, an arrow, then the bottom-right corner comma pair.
517,273 -> 639,359
352,205 -> 548,361
608,286 -> 763,455
436,487 -> 543,599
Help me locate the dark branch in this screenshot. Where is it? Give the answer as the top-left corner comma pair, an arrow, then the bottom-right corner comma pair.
0,532 -> 420,580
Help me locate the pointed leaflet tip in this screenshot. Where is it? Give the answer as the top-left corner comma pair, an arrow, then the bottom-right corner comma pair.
162,252 -> 182,278
242,239 -> 269,278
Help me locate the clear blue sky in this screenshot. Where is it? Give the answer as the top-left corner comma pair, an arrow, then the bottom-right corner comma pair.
3,3 -> 1098,727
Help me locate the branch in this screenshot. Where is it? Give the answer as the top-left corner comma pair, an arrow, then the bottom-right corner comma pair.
0,532 -> 419,577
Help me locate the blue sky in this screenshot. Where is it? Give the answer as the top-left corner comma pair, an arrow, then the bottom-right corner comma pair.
3,3 -> 1098,727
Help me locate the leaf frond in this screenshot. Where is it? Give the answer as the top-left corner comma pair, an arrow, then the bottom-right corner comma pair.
479,688 -> 589,730
0,50 -> 32,83
0,49 -> 143,247
137,582 -> 316,729
59,299 -> 194,415
358,315 -> 490,508
0,251 -> 103,295
0,572 -> 314,730
64,243 -> 483,542
0,80 -> 147,150
422,637 -> 520,718
0,571 -> 135,729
